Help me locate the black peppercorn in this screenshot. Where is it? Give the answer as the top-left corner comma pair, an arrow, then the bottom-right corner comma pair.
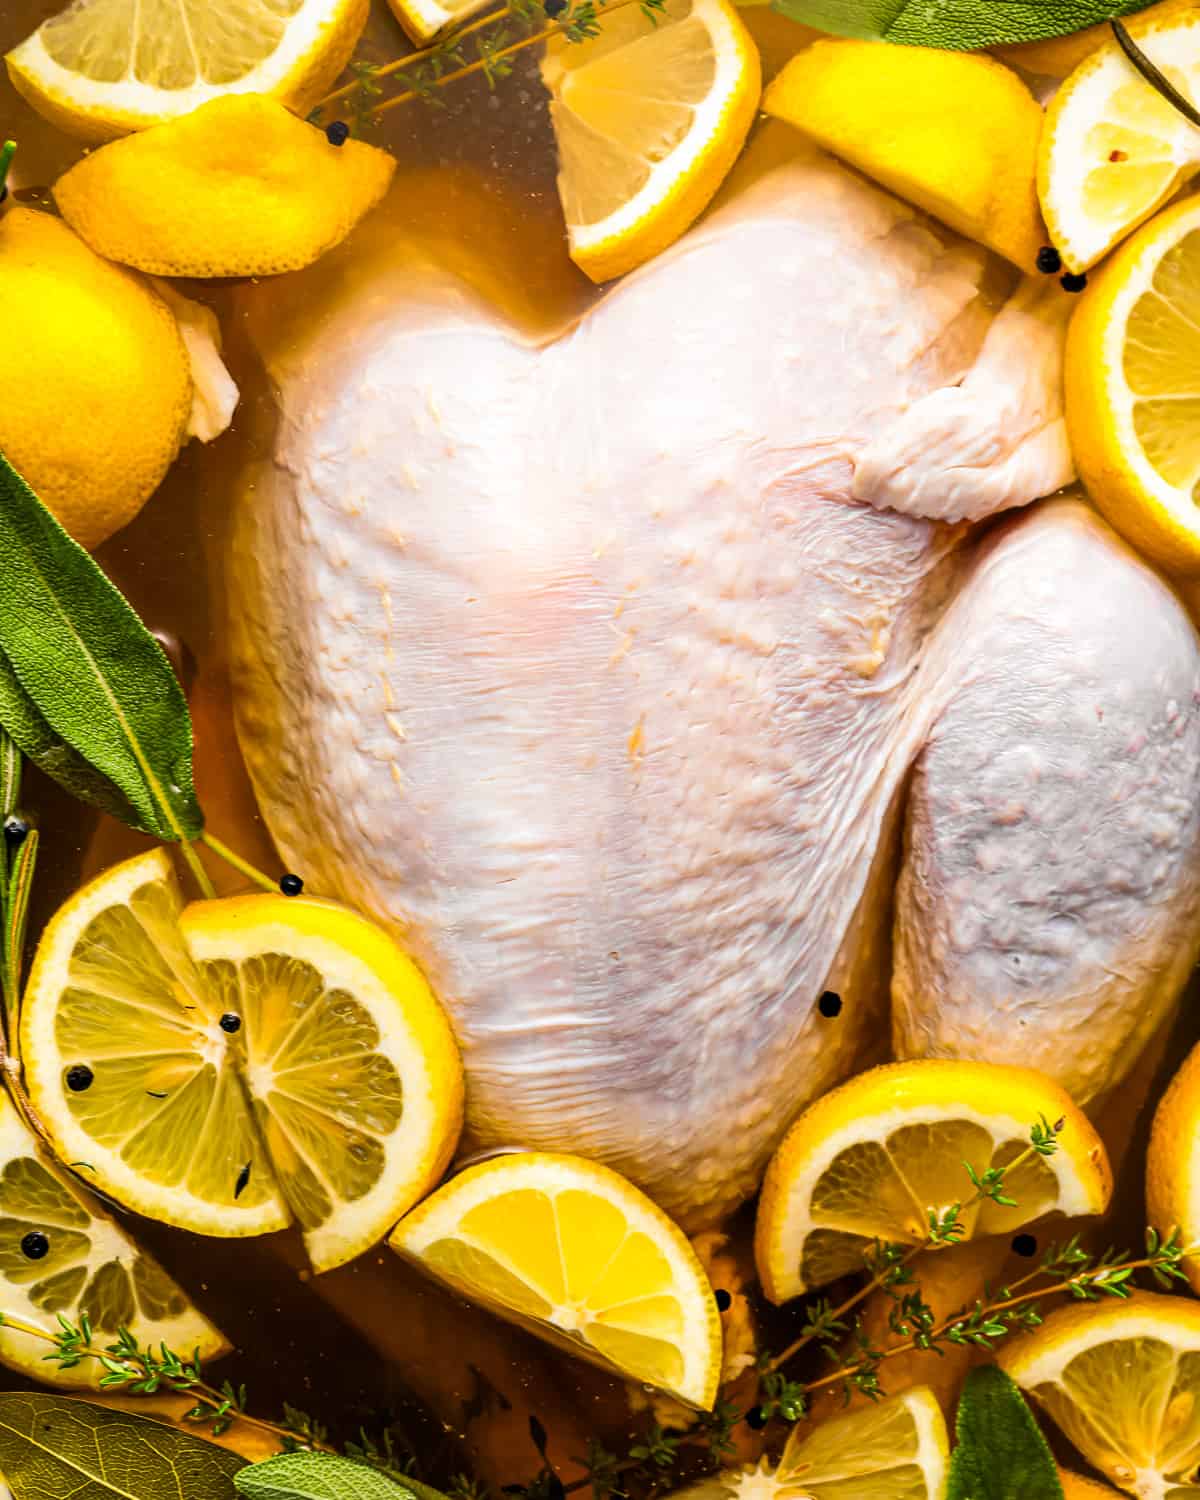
3,816 -> 30,847
1012,1232 -> 1038,1258
325,121 -> 350,146
1036,245 -> 1062,275
20,1231 -> 49,1260
280,873 -> 304,896
219,1013 -> 242,1034
65,1064 -> 94,1092
818,990 -> 843,1018
1060,271 -> 1088,293
714,1288 -> 732,1311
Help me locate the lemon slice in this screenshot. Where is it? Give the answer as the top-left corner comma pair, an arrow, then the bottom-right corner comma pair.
385,0 -> 492,48
540,0 -> 760,284
1039,13 -> 1200,274
670,1388 -> 949,1500
1001,1292 -> 1200,1496
1148,1039 -> 1200,1296
20,849 -> 464,1272
755,1060 -> 1112,1305
0,1088 -> 226,1385
764,39 -> 1046,272
1065,192 -> 1200,573
389,1151 -> 722,1408
5,0 -> 369,143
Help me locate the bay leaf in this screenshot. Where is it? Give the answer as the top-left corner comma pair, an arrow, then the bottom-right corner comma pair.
0,452 -> 202,842
235,1451 -> 422,1500
947,1365 -> 1064,1500
0,1391 -> 245,1500
770,0 -> 1162,50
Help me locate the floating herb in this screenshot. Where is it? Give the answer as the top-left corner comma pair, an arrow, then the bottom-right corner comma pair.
768,0 -> 1162,50
236,1452 -> 422,1500
947,1366 -> 1064,1500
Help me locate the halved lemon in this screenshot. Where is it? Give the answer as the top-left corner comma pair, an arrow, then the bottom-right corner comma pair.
755,1060 -> 1111,1305
1147,1039 -> 1200,1296
0,1088 -> 226,1385
1039,12 -> 1200,274
1001,1292 -> 1200,1496
540,0 -> 760,283
389,1151 -> 722,1408
668,1388 -> 950,1500
5,0 -> 369,143
20,849 -> 464,1272
1065,192 -> 1200,573
386,0 -> 491,48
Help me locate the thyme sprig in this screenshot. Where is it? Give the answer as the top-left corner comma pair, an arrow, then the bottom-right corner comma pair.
312,0 -> 665,129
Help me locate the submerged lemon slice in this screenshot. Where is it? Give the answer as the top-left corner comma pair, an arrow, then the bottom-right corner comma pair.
21,849 -> 464,1272
755,1060 -> 1111,1305
0,1089 -> 226,1384
1039,13 -> 1200,274
389,1151 -> 723,1408
671,1388 -> 950,1500
541,0 -> 760,283
6,0 -> 369,142
1001,1293 -> 1200,1496
1065,193 -> 1200,573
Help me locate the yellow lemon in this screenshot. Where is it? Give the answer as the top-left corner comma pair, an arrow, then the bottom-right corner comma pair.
54,95 -> 396,280
1147,1037 -> 1200,1292
667,1388 -> 950,1500
21,848 -> 464,1273
764,39 -> 1046,273
541,0 -> 761,283
0,1088 -> 226,1386
1001,1292 -> 1200,1495
6,0 -> 368,143
1065,192 -> 1200,573
390,1151 -> 722,1408
386,0 -> 491,47
755,1060 -> 1111,1305
0,207 -> 191,551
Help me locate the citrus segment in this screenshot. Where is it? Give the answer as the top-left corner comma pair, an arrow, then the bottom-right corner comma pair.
1065,193 -> 1200,573
1039,14 -> 1200,273
541,0 -> 760,282
755,1061 -> 1111,1305
764,39 -> 1046,272
6,0 -> 369,142
54,95 -> 396,279
21,849 -> 464,1272
1148,1039 -> 1200,1296
389,1152 -> 722,1408
0,1089 -> 226,1385
386,0 -> 492,47
1001,1293 -> 1200,1496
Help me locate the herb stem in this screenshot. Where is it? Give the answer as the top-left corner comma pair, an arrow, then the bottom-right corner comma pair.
199,832 -> 277,894
178,840 -> 217,900
1110,19 -> 1200,130
316,5 -> 509,109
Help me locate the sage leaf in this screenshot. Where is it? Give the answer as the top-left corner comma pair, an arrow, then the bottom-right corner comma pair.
0,1391 -> 245,1500
770,0 -> 1162,50
0,451 -> 202,842
947,1365 -> 1064,1500
235,1451 -> 421,1500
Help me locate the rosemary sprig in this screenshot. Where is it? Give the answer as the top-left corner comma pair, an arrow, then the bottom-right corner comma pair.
1111,19 -> 1200,130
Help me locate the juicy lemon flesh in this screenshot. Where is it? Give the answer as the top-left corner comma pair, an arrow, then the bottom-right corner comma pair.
52,871 -> 403,1235
1078,78 -> 1189,248
1123,227 -> 1200,503
422,1184 -> 690,1392
798,1121 -> 1059,1290
42,0 -> 306,89
1033,1339 -> 1200,1493
552,0 -> 714,228
777,1388 -> 947,1499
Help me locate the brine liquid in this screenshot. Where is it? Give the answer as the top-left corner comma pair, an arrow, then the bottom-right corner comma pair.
2,0 -> 1199,1486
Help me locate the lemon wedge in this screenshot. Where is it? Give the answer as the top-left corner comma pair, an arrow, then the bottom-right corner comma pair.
0,1088 -> 226,1385
386,0 -> 492,47
764,39 -> 1046,272
540,0 -> 760,283
1039,12 -> 1200,274
1001,1292 -> 1200,1496
1065,192 -> 1200,573
20,849 -> 464,1273
755,1060 -> 1111,1305
389,1151 -> 722,1408
54,95 -> 395,279
1148,1039 -> 1200,1295
6,0 -> 368,143
670,1388 -> 950,1500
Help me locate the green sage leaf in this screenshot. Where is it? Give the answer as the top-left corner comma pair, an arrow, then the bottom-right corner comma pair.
0,451 -> 202,842
947,1365 -> 1064,1500
770,0 -> 1161,50
0,1392 -> 245,1500
235,1452 -> 421,1500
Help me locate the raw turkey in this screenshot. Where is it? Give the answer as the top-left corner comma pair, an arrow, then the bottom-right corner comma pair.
228,126 -> 1200,1227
